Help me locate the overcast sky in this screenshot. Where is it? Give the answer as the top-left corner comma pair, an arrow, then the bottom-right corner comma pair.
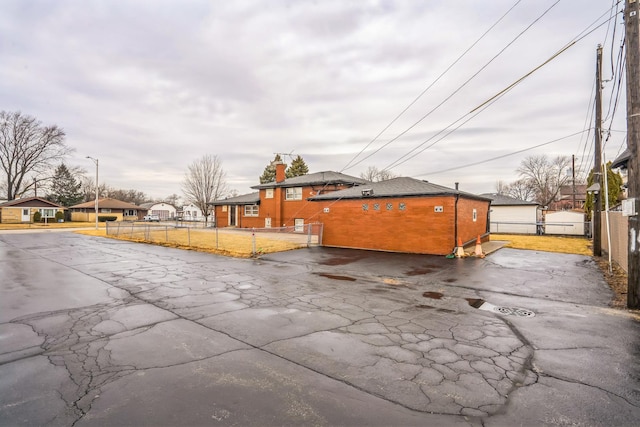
1,0 -> 627,200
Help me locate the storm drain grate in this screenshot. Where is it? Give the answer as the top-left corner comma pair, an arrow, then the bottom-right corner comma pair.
466,298 -> 535,318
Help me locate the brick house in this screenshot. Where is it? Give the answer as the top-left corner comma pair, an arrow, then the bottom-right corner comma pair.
308,177 -> 491,255
210,163 -> 491,255
210,162 -> 368,229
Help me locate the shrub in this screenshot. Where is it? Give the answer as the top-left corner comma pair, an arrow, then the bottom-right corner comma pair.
33,211 -> 41,223
55,211 -> 64,221
98,216 -> 118,222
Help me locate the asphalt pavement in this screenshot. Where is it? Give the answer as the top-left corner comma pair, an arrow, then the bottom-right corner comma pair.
0,231 -> 639,426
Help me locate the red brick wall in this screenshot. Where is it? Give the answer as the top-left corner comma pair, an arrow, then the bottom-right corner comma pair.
312,196 -> 489,255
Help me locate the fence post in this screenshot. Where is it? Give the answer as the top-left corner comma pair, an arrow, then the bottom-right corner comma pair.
307,224 -> 312,247
188,227 -> 191,246
106,221 -> 110,235
216,227 -> 219,250
130,223 -> 134,238
252,228 -> 256,256
165,226 -> 168,242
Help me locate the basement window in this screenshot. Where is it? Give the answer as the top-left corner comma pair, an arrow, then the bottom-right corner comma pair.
473,209 -> 477,222
362,204 -> 369,211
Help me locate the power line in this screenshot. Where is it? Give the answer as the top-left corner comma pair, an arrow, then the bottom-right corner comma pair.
340,0 -> 524,173
381,6 -> 617,173
341,0 -> 559,172
415,130 -> 589,176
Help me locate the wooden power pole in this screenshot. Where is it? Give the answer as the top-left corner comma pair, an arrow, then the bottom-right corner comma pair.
594,45 -> 603,257
626,0 -> 640,309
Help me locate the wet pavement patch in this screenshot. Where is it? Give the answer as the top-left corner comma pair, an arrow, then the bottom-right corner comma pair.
315,273 -> 356,281
423,291 -> 444,299
416,304 -> 456,313
406,267 -> 434,276
466,298 -> 535,317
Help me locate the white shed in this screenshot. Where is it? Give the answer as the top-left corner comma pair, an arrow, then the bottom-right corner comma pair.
482,194 -> 540,234
544,210 -> 586,236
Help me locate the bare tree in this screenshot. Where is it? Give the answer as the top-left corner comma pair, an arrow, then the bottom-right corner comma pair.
360,166 -> 398,182
517,155 -> 571,207
504,178 -> 536,201
495,180 -> 508,195
0,111 -> 71,200
182,154 -> 229,225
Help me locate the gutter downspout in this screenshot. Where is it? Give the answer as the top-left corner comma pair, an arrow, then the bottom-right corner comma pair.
454,182 -> 460,252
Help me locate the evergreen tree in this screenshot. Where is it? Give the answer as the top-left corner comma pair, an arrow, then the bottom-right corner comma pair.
285,155 -> 309,178
584,161 -> 624,219
259,154 -> 284,184
47,163 -> 83,207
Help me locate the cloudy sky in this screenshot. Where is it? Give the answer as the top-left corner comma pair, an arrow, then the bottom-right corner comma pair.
1,0 -> 627,200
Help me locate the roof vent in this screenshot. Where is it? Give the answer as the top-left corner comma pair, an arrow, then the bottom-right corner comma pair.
361,189 -> 373,197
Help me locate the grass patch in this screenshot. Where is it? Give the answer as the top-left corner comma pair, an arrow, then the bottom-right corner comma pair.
76,227 -> 302,258
491,234 -> 591,256
0,221 -> 101,230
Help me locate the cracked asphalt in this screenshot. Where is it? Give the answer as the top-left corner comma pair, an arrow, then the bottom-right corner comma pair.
1,231 -> 639,426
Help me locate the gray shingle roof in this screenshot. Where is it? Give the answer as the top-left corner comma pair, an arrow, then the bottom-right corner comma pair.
480,193 -> 538,206
309,177 -> 491,201
209,192 -> 260,206
252,171 -> 369,189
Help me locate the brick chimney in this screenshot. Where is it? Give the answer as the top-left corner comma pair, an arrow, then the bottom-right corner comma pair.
275,161 -> 286,183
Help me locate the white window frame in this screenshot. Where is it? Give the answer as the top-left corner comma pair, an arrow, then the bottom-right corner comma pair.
473,209 -> 477,222
39,208 -> 55,218
265,188 -> 274,199
100,208 -> 112,213
285,187 -> 302,201
244,205 -> 259,217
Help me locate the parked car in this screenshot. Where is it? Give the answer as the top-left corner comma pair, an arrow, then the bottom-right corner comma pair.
143,214 -> 160,222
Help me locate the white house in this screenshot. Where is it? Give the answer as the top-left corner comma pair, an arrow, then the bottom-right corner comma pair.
179,203 -> 205,222
140,202 -> 177,221
482,193 -> 540,234
544,210 -> 586,236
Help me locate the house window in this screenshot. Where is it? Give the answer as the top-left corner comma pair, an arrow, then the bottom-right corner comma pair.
222,205 -> 228,212
473,209 -> 477,222
399,203 -> 406,211
39,209 -> 55,218
285,187 -> 302,200
265,189 -> 274,199
386,203 -> 393,211
124,209 -> 136,216
244,205 -> 259,217
101,208 -> 111,213
373,203 -> 380,211
362,204 -> 368,211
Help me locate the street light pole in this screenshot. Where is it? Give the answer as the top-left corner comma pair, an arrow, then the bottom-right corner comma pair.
86,156 -> 99,230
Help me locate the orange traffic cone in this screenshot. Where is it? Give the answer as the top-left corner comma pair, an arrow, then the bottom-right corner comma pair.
455,237 -> 465,258
474,235 -> 485,258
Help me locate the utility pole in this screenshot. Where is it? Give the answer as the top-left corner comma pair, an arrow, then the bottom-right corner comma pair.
625,0 -> 640,309
572,154 -> 576,209
594,45 -> 603,257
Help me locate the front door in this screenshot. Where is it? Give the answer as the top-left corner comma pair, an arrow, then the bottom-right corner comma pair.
22,208 -> 31,222
294,218 -> 304,233
265,218 -> 272,228
229,206 -> 237,226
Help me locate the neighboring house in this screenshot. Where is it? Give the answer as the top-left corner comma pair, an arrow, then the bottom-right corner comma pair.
481,193 -> 540,235
210,162 -> 368,229
210,192 -> 260,228
0,197 -> 65,224
68,198 -> 145,222
309,177 -> 491,255
548,184 -> 587,211
178,204 -> 205,222
544,210 -> 586,236
140,202 -> 177,220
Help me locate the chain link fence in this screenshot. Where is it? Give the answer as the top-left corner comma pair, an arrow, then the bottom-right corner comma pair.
105,222 -> 323,256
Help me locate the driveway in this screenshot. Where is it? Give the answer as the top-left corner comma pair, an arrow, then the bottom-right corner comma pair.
1,232 -> 639,426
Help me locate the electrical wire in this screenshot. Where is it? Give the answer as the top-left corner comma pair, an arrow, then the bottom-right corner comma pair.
341,0 -> 560,173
